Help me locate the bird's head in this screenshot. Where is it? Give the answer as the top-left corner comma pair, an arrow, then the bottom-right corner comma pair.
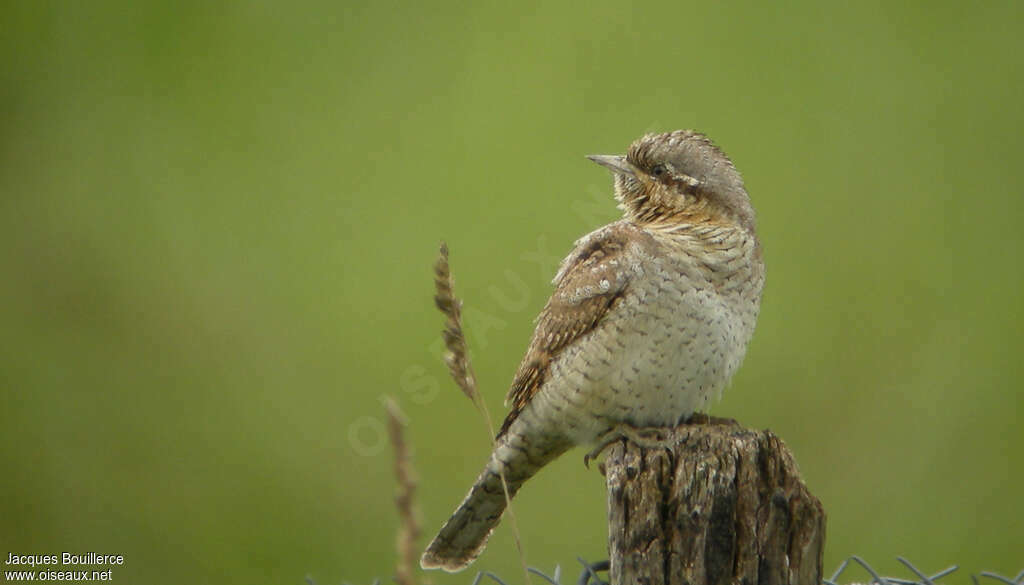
588,130 -> 755,234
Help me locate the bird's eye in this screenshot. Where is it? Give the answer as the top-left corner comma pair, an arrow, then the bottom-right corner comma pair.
651,164 -> 668,178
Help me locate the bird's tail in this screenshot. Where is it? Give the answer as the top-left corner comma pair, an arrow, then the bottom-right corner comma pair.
420,430 -> 571,572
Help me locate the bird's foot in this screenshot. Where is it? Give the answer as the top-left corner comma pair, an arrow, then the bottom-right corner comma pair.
583,424 -> 675,469
682,412 -> 737,426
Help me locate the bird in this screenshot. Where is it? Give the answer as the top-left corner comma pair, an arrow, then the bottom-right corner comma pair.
420,129 -> 765,572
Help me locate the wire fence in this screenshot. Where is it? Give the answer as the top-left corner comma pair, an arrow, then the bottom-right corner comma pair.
823,557 -> 1023,585
317,556 -> 1022,585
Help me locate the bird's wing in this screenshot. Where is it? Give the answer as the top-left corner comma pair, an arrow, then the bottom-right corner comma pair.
498,222 -> 648,437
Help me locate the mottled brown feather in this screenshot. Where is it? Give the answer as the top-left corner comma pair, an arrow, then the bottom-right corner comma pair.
498,223 -> 650,437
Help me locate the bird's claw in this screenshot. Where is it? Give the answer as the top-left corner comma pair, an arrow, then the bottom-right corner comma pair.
583,424 -> 675,469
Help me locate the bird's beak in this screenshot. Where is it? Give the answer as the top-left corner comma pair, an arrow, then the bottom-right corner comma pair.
586,154 -> 638,178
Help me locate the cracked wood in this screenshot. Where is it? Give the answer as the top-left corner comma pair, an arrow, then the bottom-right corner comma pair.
604,419 -> 826,585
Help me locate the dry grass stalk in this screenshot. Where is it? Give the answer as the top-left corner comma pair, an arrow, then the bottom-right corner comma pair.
431,242 -> 531,585
433,242 -> 481,408
385,398 -> 420,585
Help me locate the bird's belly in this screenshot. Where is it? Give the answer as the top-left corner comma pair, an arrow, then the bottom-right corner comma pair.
531,288 -> 753,444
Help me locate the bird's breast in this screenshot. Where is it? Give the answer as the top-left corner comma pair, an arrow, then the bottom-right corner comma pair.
522,234 -> 763,444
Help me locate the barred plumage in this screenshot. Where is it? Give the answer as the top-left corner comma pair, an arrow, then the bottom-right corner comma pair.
422,130 -> 764,572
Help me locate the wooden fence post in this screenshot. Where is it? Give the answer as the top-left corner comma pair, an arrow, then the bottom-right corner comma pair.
604,419 -> 826,585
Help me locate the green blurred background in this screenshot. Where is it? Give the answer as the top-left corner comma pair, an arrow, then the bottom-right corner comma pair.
2,2 -> 1022,583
